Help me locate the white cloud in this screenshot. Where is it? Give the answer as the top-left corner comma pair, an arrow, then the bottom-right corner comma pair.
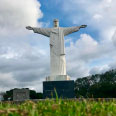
93,14 -> 103,22
0,0 -> 48,92
62,0 -> 116,41
89,65 -> 110,75
0,73 -> 18,92
0,0 -> 43,36
66,33 -> 116,78
66,34 -> 98,78
66,33 -> 115,62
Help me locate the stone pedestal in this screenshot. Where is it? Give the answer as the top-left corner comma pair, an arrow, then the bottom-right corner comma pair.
46,75 -> 70,81
13,88 -> 30,101
43,80 -> 74,99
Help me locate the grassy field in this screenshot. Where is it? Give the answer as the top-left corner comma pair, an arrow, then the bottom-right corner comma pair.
0,99 -> 116,116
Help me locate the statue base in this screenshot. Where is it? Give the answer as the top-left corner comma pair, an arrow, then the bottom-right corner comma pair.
46,75 -> 70,81
43,80 -> 74,99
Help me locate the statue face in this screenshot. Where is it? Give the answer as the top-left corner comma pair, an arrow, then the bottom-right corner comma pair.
54,20 -> 59,27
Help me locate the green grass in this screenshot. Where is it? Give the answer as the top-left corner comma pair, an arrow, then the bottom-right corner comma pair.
0,99 -> 116,116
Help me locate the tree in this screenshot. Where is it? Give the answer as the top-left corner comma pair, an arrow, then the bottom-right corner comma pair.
30,90 -> 43,99
3,89 -> 13,101
75,69 -> 116,98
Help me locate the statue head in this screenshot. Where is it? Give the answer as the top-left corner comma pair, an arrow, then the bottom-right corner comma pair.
53,19 -> 59,27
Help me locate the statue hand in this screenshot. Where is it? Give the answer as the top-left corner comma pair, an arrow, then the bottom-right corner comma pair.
26,26 -> 33,30
80,25 -> 87,28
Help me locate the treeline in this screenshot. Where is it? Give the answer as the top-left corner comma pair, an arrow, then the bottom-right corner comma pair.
75,69 -> 116,98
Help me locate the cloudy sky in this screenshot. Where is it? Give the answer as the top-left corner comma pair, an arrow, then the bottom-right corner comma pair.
0,0 -> 116,92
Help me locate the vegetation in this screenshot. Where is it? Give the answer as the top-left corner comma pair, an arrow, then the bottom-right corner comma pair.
75,69 -> 116,98
0,99 -> 116,116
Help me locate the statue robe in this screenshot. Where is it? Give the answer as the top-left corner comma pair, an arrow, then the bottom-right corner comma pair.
32,26 -> 80,76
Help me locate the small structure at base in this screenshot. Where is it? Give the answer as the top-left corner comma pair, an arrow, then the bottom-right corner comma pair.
13,88 -> 30,101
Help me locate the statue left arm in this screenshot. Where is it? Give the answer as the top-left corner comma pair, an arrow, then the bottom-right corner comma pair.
63,25 -> 87,36
26,26 -> 51,37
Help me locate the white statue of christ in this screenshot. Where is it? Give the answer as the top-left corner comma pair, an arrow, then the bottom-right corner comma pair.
26,19 -> 87,81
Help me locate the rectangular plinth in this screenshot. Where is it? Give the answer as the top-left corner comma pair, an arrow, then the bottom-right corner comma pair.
13,88 -> 30,101
43,80 -> 74,99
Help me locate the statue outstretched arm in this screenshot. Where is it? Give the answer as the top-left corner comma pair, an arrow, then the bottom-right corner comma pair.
63,25 -> 87,36
26,26 -> 51,37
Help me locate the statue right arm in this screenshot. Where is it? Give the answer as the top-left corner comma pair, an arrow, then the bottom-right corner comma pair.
26,26 -> 51,37
63,25 -> 87,36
